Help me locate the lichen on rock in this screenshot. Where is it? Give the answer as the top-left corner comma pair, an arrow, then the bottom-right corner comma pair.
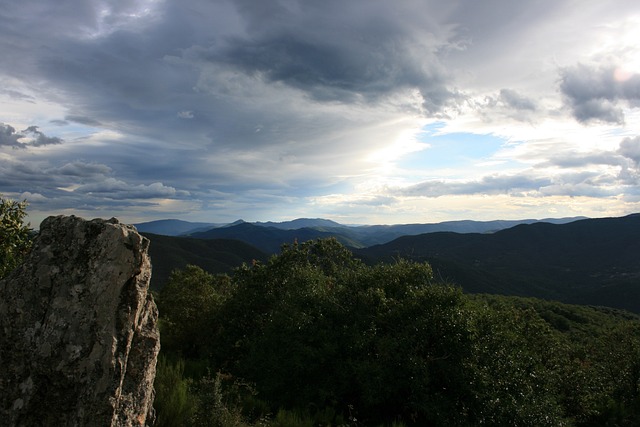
0,215 -> 160,426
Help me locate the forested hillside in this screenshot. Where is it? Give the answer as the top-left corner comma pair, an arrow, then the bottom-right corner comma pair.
357,214 -> 640,312
142,233 -> 267,290
154,239 -> 640,427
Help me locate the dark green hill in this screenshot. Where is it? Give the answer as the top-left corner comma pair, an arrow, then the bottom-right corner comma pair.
142,233 -> 267,290
349,216 -> 585,246
188,222 -> 364,252
357,214 -> 640,312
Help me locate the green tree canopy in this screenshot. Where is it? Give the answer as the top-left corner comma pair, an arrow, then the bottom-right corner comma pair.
155,238 -> 640,426
0,196 -> 32,279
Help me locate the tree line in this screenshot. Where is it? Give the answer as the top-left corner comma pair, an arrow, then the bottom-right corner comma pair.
155,238 -> 640,426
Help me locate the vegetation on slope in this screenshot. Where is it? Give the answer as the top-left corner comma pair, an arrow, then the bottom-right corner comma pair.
155,238 -> 640,426
357,214 -> 640,312
142,233 -> 268,291
188,222 -> 364,253
0,195 -> 33,279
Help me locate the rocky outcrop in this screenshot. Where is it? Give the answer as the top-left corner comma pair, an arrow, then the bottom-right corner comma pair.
0,216 -> 160,426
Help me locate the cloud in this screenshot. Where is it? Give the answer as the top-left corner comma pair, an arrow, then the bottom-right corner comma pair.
0,124 -> 63,148
499,89 -> 536,111
56,162 -> 113,177
0,89 -> 35,101
559,63 -> 640,124
22,126 -> 64,147
0,124 -> 22,147
189,1 -> 462,115
65,115 -> 103,127
397,134 -> 640,201
75,178 -> 190,199
402,173 -> 614,199
177,110 -> 194,119
0,157 -> 189,218
619,136 -> 640,165
216,32 -> 452,112
399,174 -> 554,198
468,88 -> 540,123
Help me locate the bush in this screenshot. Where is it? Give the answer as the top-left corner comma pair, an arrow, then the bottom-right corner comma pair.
0,196 -> 32,279
154,356 -> 196,427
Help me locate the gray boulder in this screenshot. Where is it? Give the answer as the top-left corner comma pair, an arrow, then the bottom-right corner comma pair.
0,216 -> 160,426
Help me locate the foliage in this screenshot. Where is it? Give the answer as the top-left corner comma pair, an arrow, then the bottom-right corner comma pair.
154,356 -> 196,427
157,265 -> 231,358
0,195 -> 32,279
154,355 -> 258,427
190,372 -> 250,427
155,238 -> 640,426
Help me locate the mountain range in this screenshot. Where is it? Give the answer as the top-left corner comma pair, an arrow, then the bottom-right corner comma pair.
135,216 -> 586,246
136,214 -> 640,313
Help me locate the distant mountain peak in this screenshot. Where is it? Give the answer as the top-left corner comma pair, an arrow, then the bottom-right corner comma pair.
254,218 -> 343,230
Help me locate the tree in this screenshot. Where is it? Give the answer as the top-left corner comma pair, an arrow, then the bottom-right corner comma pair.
214,239 -> 474,424
157,265 -> 231,358
0,196 -> 32,279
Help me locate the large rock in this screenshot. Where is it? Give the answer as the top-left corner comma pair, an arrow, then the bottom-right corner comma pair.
0,216 -> 160,426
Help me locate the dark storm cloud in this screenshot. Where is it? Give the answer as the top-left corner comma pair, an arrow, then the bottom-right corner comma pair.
559,63 -> 640,124
216,31 -> 452,110
186,0 -> 460,114
0,123 -> 63,148
2,0 -> 463,162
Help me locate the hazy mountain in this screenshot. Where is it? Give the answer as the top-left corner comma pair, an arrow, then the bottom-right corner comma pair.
135,216 -> 586,244
356,214 -> 640,312
134,219 -> 220,236
255,218 -> 344,230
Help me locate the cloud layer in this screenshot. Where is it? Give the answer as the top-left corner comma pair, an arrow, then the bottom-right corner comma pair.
1,0 -> 639,224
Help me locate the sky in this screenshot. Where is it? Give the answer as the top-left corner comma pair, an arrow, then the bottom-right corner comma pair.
1,0 -> 640,226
